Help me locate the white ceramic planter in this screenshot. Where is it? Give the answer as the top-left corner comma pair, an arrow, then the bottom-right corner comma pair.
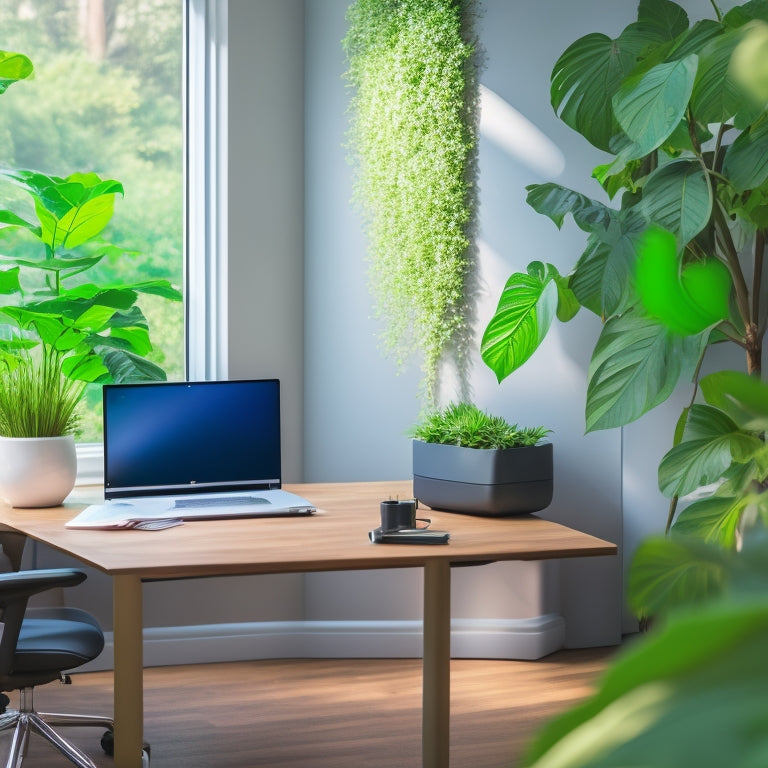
0,435 -> 77,508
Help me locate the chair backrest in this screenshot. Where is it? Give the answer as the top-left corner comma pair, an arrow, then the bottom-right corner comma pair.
0,569 -> 87,680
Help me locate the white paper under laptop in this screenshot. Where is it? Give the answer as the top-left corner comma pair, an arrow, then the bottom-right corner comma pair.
67,379 -> 316,529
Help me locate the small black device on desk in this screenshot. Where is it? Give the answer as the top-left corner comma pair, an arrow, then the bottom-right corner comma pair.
369,499 -> 450,544
369,527 -> 450,544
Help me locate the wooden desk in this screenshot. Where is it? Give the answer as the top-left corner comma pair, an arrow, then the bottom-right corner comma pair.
0,481 -> 616,768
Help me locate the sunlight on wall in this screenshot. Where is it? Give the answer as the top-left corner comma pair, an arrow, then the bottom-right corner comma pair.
479,84 -> 565,178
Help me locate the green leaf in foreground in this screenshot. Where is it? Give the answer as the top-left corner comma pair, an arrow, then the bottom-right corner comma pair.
524,596 -> 768,768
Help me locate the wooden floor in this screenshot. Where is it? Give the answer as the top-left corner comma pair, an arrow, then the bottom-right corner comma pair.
4,647 -> 615,767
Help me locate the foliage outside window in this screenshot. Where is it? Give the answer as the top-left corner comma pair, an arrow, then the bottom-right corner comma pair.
0,0 -> 184,441
343,0 -> 482,405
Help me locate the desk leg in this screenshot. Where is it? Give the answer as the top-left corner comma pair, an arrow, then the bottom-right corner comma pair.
423,560 -> 450,768
113,575 -> 144,768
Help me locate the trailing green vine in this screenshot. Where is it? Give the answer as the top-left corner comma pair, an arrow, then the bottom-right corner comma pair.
343,0 -> 481,404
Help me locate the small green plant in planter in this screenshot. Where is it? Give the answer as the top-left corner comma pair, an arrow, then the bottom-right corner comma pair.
411,402 -> 553,516
0,348 -> 83,507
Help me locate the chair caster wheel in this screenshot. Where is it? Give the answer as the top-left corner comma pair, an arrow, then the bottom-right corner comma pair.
101,729 -> 151,763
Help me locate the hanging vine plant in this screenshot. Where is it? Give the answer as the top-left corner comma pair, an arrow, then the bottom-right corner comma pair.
343,0 -> 482,404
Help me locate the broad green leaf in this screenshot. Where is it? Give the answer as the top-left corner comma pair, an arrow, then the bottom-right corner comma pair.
35,191 -> 118,250
722,115 -> 768,192
0,50 -> 33,94
691,26 -> 764,126
74,304 -> 119,332
525,184 -> 612,232
97,347 -> 168,383
102,306 -> 149,331
718,458 -> 764,497
635,225 -> 731,335
658,404 -> 765,497
628,536 -> 728,617
635,0 -> 690,43
569,211 -> 645,317
0,209 -> 36,231
550,33 -> 638,152
724,0 -> 768,26
131,279 -> 183,302
3,170 -> 124,249
667,19 -> 723,60
638,160 -> 712,244
0,267 -> 20,295
525,594 -> 768,768
6,254 -> 104,274
700,370 -> 768,431
28,315 -> 83,352
554,273 -> 580,322
671,494 -> 746,547
612,55 -> 698,159
109,326 -> 153,356
481,263 -> 558,383
61,352 -> 108,384
585,314 -> 703,431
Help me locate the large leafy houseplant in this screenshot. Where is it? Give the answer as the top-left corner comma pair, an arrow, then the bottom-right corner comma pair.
0,49 -> 181,438
343,0 -> 482,404
481,0 -> 766,549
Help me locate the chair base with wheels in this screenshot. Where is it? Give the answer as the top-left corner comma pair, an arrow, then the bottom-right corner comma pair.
0,686 -> 114,768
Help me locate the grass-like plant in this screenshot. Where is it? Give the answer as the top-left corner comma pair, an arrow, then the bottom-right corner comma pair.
0,348 -> 83,437
343,0 -> 482,404
411,401 -> 550,450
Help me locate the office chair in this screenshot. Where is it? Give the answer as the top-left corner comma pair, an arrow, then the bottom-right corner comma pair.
0,566 -> 114,768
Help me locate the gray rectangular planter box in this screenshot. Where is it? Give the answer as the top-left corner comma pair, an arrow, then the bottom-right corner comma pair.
412,439 -> 553,516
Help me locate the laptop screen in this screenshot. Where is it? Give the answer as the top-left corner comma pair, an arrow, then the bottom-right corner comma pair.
103,379 -> 282,499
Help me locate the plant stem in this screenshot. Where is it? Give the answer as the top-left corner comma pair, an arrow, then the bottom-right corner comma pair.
666,495 -> 679,534
712,202 -> 751,325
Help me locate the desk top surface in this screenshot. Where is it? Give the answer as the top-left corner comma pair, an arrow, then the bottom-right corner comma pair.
0,481 -> 616,579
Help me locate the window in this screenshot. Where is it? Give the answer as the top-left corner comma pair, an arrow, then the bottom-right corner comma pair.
0,0 -> 228,481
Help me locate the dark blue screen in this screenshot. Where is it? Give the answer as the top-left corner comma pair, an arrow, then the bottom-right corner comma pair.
103,379 -> 281,496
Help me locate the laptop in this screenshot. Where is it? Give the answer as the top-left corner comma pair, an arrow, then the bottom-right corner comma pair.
67,379 -> 316,529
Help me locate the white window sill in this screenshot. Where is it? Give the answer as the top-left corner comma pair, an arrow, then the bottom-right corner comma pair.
76,443 -> 104,486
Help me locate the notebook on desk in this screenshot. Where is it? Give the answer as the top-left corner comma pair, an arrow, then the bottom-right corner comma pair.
66,379 -> 316,529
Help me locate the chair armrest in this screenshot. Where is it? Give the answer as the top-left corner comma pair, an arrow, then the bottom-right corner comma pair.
0,568 -> 87,609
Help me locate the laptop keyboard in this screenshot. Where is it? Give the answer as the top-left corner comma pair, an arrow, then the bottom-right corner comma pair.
173,495 -> 269,509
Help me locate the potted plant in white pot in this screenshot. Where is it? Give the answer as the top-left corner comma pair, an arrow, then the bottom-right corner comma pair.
411,402 -> 552,516
0,349 -> 82,507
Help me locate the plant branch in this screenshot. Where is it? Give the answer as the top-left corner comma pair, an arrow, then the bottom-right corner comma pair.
666,495 -> 679,534
712,201 -> 751,325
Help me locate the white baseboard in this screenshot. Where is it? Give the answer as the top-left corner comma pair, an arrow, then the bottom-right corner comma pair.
80,614 -> 566,672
